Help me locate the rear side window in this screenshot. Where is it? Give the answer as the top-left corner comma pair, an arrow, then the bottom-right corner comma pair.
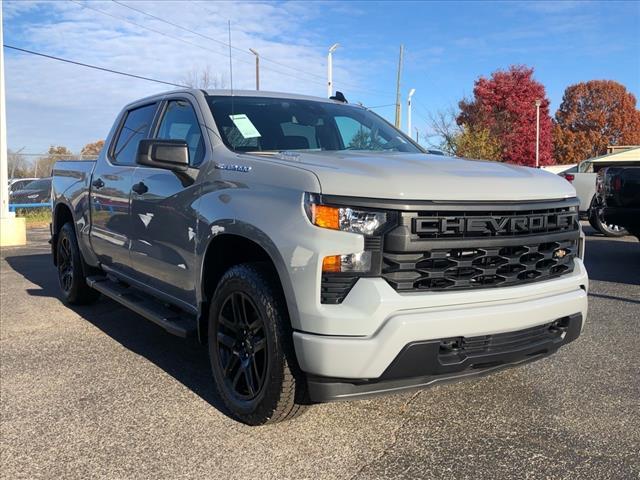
156,100 -> 205,166
112,103 -> 157,165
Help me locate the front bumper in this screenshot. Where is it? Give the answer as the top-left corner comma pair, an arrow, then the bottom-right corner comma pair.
307,313 -> 582,402
293,259 -> 588,401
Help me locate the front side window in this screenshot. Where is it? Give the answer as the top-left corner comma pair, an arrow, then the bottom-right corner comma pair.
112,103 -> 157,165
206,96 -> 422,154
156,100 -> 205,166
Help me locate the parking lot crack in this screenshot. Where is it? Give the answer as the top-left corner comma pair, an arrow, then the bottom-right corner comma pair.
349,391 -> 422,479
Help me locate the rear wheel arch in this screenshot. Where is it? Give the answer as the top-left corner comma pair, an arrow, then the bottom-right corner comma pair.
52,203 -> 74,265
198,232 -> 296,344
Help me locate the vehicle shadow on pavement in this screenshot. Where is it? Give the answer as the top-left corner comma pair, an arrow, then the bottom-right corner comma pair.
4,253 -> 232,418
582,236 -> 640,288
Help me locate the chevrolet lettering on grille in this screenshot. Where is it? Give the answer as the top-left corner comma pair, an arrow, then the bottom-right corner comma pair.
413,212 -> 578,237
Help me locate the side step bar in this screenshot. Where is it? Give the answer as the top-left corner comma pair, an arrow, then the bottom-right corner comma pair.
87,276 -> 196,338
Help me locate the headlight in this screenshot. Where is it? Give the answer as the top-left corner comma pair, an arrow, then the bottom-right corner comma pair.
307,202 -> 387,236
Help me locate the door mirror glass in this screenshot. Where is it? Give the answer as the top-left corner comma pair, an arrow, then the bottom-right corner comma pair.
136,139 -> 189,171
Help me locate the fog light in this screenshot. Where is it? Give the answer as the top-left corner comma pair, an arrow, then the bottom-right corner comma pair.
322,251 -> 372,273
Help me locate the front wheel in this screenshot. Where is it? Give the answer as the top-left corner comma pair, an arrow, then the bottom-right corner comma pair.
589,208 -> 628,237
208,263 -> 307,425
56,222 -> 101,304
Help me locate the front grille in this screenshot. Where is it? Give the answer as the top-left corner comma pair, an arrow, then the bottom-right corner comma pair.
383,238 -> 576,291
382,200 -> 579,292
410,205 -> 577,240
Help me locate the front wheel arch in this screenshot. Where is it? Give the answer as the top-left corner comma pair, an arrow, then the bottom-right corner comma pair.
198,233 -> 291,345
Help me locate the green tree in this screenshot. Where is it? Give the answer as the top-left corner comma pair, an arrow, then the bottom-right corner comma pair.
456,127 -> 502,161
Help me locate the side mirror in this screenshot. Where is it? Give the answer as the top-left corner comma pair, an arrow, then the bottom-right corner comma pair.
137,139 -> 189,171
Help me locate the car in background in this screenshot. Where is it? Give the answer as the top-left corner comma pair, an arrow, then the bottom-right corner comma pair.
9,177 -> 52,205
561,150 -> 640,236
596,166 -> 640,241
8,177 -> 39,193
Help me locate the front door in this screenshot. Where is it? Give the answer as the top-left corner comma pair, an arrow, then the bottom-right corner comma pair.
90,102 -> 158,275
129,97 -> 206,307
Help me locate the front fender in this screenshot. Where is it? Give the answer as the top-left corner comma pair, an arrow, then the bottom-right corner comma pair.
196,219 -> 301,329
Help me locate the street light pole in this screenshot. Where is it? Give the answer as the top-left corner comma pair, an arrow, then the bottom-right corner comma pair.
327,43 -> 339,98
0,2 -> 26,246
535,99 -> 541,168
249,48 -> 259,91
407,88 -> 416,135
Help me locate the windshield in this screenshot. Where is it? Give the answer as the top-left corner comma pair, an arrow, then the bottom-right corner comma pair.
206,96 -> 423,154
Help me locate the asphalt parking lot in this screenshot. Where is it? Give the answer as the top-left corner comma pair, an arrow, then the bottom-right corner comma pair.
1,225 -> 639,480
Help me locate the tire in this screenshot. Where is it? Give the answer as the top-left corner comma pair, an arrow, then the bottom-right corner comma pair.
589,208 -> 628,237
56,222 -> 101,305
208,263 -> 308,425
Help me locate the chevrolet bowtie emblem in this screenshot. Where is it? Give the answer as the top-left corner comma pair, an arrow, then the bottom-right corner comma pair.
554,249 -> 568,259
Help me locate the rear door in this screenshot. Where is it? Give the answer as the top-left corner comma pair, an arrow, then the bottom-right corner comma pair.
129,96 -> 206,307
90,102 -> 158,275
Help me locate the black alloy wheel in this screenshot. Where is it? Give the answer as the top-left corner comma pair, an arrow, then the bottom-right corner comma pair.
216,291 -> 268,400
56,222 -> 101,305
208,263 -> 307,425
57,233 -> 74,295
589,208 -> 628,237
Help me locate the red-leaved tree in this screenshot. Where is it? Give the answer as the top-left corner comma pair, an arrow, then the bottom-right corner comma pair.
457,65 -> 553,166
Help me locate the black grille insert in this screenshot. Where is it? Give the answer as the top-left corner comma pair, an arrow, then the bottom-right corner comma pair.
383,238 -> 577,291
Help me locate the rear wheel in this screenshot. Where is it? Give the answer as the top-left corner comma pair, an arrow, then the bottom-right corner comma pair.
208,263 -> 307,425
589,208 -> 628,237
56,223 -> 101,304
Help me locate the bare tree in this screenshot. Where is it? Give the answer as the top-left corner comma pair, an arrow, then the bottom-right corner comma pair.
425,107 -> 462,156
181,66 -> 227,89
8,147 -> 27,178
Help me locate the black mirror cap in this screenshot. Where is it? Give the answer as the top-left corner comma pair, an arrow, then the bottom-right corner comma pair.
137,139 -> 189,171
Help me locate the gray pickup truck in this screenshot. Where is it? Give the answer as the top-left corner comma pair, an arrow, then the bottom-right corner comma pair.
51,89 -> 589,425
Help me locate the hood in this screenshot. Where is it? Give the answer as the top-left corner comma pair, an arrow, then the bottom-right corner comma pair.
284,152 -> 576,202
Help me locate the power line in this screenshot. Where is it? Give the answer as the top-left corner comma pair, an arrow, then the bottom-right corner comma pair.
70,0 -> 328,88
109,0 -> 396,98
366,103 -> 396,109
111,0 -> 323,84
4,44 -> 186,87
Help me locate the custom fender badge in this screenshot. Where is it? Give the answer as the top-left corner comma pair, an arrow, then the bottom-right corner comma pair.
214,163 -> 252,173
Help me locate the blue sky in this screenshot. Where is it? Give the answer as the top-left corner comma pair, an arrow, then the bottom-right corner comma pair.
3,0 -> 640,154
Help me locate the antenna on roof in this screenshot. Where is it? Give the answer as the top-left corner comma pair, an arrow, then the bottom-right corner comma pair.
228,20 -> 235,119
228,20 -> 233,95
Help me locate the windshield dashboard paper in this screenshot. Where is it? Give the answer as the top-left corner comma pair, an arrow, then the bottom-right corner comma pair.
229,114 -> 261,139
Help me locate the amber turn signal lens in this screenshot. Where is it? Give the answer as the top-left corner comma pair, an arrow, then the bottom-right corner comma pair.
322,255 -> 342,273
313,205 -> 340,230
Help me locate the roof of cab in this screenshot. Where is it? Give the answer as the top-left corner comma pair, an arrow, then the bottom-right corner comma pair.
124,88 -> 347,110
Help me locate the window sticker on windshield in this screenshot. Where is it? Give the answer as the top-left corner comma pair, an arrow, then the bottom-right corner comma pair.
229,114 -> 261,139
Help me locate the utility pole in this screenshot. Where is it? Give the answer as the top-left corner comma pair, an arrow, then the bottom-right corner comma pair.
535,99 -> 541,168
327,43 -> 339,98
394,44 -> 404,129
0,2 -> 26,246
406,88 -> 415,135
415,127 -> 419,143
249,48 -> 259,90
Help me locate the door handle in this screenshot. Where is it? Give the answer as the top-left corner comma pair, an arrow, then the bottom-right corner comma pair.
132,181 -> 148,195
92,178 -> 105,189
